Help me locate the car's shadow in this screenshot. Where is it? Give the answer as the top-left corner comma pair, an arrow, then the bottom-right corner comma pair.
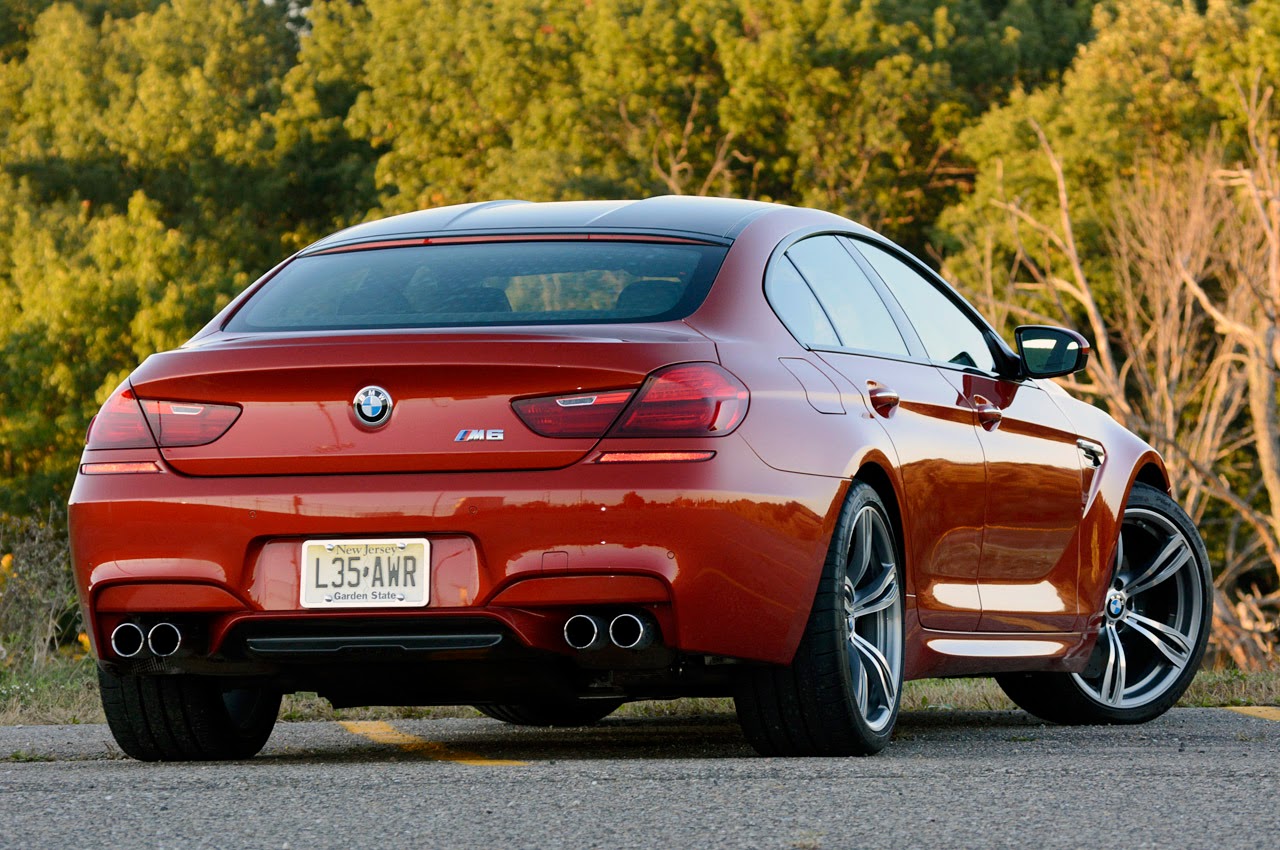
257,709 -> 1046,764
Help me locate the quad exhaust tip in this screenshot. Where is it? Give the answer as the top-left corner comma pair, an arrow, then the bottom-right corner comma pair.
109,621 -> 183,658
563,614 -> 609,651
147,622 -> 182,658
109,622 -> 146,658
608,613 -> 655,651
564,612 -> 658,651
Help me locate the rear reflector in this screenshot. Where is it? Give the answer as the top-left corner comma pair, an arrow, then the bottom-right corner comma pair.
594,451 -> 715,463
512,389 -> 635,438
81,461 -> 163,475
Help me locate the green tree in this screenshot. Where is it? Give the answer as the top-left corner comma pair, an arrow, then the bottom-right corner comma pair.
344,0 -> 583,211
266,0 -> 379,250
569,0 -> 743,198
0,188 -> 238,510
0,0 -> 158,62
0,0 -> 304,511
939,0 -> 1239,294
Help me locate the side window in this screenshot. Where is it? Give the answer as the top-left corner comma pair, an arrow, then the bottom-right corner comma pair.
784,236 -> 910,357
852,239 -> 997,373
765,257 -> 841,347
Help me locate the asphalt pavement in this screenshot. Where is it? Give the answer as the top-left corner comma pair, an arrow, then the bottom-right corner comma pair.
1,708 -> 1277,850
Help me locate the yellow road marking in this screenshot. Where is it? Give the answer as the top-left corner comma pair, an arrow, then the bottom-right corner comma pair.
338,720 -> 527,766
1227,706 -> 1280,722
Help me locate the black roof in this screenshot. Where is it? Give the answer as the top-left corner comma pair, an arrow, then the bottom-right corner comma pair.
303,196 -> 789,254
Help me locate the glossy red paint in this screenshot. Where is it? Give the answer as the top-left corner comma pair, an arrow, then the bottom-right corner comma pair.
71,435 -> 840,665
818,351 -> 989,632
68,196 -> 1167,721
488,574 -> 671,607
96,583 -> 246,613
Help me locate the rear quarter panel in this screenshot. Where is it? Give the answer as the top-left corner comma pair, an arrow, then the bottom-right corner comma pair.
685,206 -> 901,482
683,206 -> 913,607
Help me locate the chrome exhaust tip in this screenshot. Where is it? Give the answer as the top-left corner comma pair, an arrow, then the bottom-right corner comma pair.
110,622 -> 146,658
563,614 -> 609,651
609,613 -> 655,650
146,622 -> 182,658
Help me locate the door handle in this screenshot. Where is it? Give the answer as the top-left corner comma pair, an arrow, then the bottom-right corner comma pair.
1077,438 -> 1105,467
972,395 -> 1002,431
867,383 -> 901,418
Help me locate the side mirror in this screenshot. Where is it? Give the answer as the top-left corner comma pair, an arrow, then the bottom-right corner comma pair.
1014,325 -> 1090,378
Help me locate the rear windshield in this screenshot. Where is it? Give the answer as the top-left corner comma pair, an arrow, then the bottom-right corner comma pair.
224,240 -> 729,332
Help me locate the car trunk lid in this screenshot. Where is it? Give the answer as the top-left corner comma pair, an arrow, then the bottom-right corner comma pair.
128,327 -> 717,476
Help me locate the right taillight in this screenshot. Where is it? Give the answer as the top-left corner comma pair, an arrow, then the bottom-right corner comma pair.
85,384 -> 241,450
610,363 -> 748,437
512,363 -> 748,440
512,389 -> 636,438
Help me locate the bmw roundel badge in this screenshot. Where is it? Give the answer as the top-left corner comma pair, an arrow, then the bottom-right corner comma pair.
353,386 -> 393,427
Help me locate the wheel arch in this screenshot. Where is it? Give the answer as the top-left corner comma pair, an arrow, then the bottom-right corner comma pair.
1132,460 -> 1171,494
853,459 -> 907,587
1078,445 -> 1173,628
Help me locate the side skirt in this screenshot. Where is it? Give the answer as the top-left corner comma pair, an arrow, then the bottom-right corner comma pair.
904,610 -> 1093,679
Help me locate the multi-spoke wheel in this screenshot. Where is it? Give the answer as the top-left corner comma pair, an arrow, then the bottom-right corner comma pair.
736,481 -> 903,755
840,502 -> 903,734
997,483 -> 1211,724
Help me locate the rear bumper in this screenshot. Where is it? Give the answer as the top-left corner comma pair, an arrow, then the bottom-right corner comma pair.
69,436 -> 844,684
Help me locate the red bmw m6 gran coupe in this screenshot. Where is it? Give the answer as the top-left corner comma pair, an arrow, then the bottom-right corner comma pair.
69,197 -> 1211,759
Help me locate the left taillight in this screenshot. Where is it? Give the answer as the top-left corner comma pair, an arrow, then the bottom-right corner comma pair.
140,400 -> 241,447
85,385 -> 156,449
86,385 -> 241,449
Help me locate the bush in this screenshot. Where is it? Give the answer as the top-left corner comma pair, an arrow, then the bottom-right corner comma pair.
0,508 -> 79,669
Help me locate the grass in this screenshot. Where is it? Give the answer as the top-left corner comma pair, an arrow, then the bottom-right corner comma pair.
1179,666 -> 1280,707
901,676 -> 1015,711
2,656 -> 1276,726
0,654 -> 103,726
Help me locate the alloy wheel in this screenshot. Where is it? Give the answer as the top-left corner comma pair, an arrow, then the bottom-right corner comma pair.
841,505 -> 903,733
1072,506 -> 1206,709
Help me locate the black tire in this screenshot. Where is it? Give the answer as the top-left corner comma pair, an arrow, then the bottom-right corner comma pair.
735,481 -> 904,756
99,667 -> 281,761
475,699 -> 624,727
997,482 -> 1211,725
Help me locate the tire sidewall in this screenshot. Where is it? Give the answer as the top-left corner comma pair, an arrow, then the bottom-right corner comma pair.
1073,482 -> 1212,722
813,482 -> 904,751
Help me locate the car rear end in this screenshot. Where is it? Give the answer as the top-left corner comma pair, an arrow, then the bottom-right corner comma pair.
69,230 -> 843,712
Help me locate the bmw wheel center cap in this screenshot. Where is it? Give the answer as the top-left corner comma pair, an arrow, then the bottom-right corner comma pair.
353,386 -> 393,427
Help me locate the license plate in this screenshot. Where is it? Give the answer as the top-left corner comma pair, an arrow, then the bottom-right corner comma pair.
301,538 -> 430,609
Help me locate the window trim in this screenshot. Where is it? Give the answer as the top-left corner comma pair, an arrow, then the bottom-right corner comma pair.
762,229 -> 926,363
784,234 -> 913,359
844,236 -> 1022,380
764,255 -> 842,349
